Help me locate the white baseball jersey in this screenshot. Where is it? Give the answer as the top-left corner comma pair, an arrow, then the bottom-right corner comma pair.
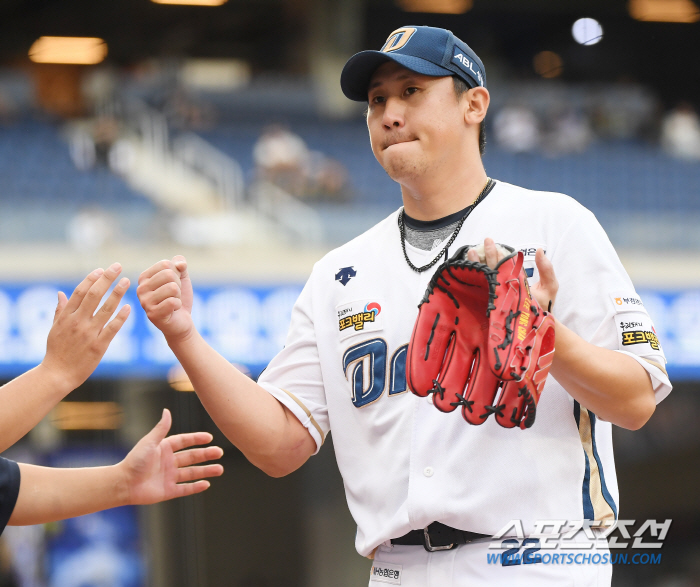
258,180 -> 672,558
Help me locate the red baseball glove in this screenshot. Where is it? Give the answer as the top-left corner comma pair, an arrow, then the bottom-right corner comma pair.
406,244 -> 555,429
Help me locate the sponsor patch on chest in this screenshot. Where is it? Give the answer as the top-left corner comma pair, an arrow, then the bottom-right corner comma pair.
336,299 -> 383,340
370,561 -> 402,585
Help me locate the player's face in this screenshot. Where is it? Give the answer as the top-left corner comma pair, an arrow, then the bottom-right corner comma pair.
366,61 -> 466,185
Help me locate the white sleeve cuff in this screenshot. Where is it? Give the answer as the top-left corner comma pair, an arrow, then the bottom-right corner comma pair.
258,382 -> 326,454
614,350 -> 672,404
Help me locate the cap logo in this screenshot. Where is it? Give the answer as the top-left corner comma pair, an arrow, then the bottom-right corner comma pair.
381,27 -> 417,53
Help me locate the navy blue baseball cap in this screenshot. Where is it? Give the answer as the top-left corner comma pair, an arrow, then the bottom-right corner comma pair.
341,26 -> 486,102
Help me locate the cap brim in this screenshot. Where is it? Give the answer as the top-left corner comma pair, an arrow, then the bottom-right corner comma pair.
340,50 -> 454,102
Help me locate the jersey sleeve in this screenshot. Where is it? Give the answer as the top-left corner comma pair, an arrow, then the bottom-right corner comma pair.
257,272 -> 329,453
550,207 -> 672,404
0,457 -> 20,535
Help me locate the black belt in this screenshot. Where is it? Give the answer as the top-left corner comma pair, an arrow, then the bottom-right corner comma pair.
391,521 -> 490,552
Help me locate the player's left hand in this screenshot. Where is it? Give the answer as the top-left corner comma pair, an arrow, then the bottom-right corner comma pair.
468,238 -> 558,313
119,409 -> 224,506
531,248 -> 558,313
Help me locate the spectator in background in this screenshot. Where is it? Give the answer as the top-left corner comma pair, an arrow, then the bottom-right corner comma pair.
253,125 -> 311,196
309,152 -> 349,199
543,107 -> 594,157
253,124 -> 349,201
162,89 -> 216,130
661,102 -> 700,161
493,104 -> 540,153
592,81 -> 657,142
92,115 -> 120,166
69,115 -> 120,170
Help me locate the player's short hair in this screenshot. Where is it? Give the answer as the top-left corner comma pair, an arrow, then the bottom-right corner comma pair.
453,76 -> 486,156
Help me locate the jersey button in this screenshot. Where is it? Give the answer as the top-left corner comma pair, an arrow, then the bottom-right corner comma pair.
423,467 -> 434,477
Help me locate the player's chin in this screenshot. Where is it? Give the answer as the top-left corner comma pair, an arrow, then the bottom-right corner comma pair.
381,152 -> 427,182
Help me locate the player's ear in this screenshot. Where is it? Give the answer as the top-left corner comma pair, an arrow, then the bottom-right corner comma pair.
463,87 -> 490,126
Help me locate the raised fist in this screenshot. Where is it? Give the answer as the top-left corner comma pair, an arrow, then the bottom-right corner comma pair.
137,256 -> 194,343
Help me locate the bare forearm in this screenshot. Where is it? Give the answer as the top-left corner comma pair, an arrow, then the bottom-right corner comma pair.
138,257 -> 314,475
9,463 -> 128,526
168,332 -> 312,475
0,365 -> 71,452
550,319 -> 655,430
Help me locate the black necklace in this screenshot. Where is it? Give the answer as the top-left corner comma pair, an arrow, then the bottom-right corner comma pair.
399,178 -> 494,273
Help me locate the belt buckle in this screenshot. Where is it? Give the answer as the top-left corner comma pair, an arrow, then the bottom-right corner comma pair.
423,527 -> 455,552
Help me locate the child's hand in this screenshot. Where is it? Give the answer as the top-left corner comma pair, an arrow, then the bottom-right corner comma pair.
41,263 -> 131,392
119,409 -> 224,505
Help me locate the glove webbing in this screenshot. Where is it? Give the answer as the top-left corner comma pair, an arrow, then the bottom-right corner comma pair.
420,260 -> 501,316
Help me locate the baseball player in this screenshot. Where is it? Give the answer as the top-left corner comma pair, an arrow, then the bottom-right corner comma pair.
0,264 -> 223,535
138,26 -> 671,586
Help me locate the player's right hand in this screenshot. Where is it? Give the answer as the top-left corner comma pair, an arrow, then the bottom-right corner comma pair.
137,256 -> 194,343
42,263 -> 131,392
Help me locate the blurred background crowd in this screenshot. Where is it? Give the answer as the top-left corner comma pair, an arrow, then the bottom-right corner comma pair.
0,0 -> 699,586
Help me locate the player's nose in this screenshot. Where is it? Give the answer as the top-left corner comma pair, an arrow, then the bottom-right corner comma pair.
382,96 -> 405,130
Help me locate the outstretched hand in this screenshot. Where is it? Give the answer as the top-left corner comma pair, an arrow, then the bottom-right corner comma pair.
468,238 -> 558,312
42,263 -> 131,392
120,409 -> 224,505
